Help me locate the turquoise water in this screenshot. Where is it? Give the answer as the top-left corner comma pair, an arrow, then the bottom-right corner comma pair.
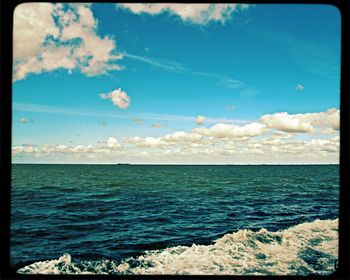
11,164 -> 339,275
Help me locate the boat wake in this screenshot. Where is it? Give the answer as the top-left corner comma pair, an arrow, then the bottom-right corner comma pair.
17,218 -> 338,275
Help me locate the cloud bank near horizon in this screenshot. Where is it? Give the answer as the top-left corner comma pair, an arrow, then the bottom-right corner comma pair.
12,107 -> 340,164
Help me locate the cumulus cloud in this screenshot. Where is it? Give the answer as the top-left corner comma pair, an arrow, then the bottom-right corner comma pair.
117,4 -> 250,25
123,131 -> 204,148
12,108 -> 339,164
260,108 -> 339,133
269,132 -> 291,139
299,108 -> 340,130
260,112 -> 314,133
13,3 -> 123,81
106,137 -> 121,149
12,136 -> 124,158
13,3 -> 59,61
12,145 -> 36,155
295,84 -> 304,91
12,133 -> 339,164
163,131 -> 203,143
99,88 -> 130,109
321,128 -> 337,135
195,115 -> 206,125
124,136 -> 169,148
193,122 -> 266,139
241,133 -> 340,160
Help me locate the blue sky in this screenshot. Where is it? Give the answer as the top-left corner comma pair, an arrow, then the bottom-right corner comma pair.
12,3 -> 341,163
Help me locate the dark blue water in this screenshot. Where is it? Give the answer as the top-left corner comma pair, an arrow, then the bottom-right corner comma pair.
11,164 -> 339,275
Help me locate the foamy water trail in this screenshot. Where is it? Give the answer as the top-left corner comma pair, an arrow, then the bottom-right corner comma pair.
17,218 -> 338,275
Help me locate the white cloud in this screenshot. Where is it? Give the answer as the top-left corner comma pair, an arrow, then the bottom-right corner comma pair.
124,53 -> 185,73
99,88 -> 130,109
106,137 -> 121,149
321,128 -> 337,135
13,3 -> 122,81
163,131 -> 203,143
260,112 -> 314,133
261,108 -> 340,133
193,122 -> 266,139
13,3 -> 59,61
300,108 -> 340,130
14,46 -> 78,81
195,115 -> 206,125
12,137 -> 125,158
295,84 -> 304,91
242,135 -> 340,160
117,4 -> 250,25
13,144 -> 38,155
124,136 -> 169,148
123,131 -> 204,149
269,132 -> 292,139
12,108 -> 339,164
18,117 -> 27,123
12,132 -> 339,164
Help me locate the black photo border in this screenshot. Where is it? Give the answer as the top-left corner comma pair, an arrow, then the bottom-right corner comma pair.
1,0 -> 349,279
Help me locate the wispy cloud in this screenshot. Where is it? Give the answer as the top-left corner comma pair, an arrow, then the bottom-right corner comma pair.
220,78 -> 244,89
124,51 -> 230,79
19,117 -> 27,124
133,117 -> 144,126
134,112 -> 249,124
123,52 -> 257,96
251,27 -> 340,79
13,103 -> 250,125
123,53 -> 188,73
295,84 -> 304,91
14,103 -> 119,118
151,123 -> 162,128
195,115 -> 206,125
225,105 -> 236,111
124,53 -> 186,73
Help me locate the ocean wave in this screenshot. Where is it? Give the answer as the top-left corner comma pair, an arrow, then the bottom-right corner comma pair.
17,218 -> 338,275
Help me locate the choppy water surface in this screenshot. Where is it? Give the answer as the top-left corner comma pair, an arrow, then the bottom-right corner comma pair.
11,164 -> 339,275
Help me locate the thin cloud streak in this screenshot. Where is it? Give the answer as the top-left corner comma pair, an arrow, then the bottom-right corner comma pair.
13,103 -> 250,125
122,52 -> 252,93
250,27 -> 340,79
123,53 -> 186,73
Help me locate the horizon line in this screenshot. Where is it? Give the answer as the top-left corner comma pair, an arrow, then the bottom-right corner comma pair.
12,162 -> 339,165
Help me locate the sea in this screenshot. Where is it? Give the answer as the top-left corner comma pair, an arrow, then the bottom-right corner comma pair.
11,164 -> 339,275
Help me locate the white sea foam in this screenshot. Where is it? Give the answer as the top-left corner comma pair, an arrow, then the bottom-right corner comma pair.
17,218 -> 338,275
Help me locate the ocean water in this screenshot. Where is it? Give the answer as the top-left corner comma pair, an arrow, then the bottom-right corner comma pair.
11,164 -> 339,275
